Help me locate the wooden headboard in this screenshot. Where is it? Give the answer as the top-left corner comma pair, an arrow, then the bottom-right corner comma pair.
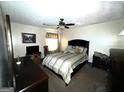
68,39 -> 89,55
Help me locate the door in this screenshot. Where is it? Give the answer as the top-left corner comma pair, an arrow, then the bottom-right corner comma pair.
0,7 -> 14,91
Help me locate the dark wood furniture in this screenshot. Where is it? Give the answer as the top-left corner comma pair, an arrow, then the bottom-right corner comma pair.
13,56 -> 48,92
92,51 -> 110,71
43,45 -> 49,57
31,54 -> 42,64
110,49 -> 124,92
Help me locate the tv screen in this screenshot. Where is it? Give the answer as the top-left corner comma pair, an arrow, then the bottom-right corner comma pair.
26,46 -> 39,55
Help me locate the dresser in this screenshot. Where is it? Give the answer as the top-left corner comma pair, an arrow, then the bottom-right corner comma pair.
110,49 -> 124,91
13,56 -> 48,92
92,51 -> 110,71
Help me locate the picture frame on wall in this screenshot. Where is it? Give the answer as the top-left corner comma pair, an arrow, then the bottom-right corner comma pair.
22,33 -> 36,43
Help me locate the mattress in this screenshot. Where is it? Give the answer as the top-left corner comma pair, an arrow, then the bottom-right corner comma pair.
42,52 -> 88,84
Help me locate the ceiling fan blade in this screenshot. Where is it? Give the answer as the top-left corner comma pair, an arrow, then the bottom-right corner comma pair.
66,23 -> 75,26
65,26 -> 69,29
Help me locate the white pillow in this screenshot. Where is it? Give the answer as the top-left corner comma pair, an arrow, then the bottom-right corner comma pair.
68,48 -> 75,53
64,46 -> 75,53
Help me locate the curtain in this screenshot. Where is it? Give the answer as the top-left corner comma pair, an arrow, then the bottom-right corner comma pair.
46,32 -> 58,39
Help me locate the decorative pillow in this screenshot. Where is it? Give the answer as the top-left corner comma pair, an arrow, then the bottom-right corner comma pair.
75,46 -> 87,54
75,47 -> 81,54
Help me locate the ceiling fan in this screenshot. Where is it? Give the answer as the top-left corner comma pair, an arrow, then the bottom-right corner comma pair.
43,18 -> 75,29
56,18 -> 75,29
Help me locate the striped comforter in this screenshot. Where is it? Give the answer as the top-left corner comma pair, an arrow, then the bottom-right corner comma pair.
42,52 -> 88,84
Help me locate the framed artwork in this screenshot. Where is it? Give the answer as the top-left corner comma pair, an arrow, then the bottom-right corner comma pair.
22,33 -> 36,43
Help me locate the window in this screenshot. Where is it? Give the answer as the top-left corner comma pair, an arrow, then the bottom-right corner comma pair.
45,32 -> 58,51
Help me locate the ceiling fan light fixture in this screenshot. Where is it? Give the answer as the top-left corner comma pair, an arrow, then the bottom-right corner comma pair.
59,25 -> 65,28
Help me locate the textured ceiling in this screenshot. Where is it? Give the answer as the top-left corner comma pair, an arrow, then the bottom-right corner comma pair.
0,0 -> 124,27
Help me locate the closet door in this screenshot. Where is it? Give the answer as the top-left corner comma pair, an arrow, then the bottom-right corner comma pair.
0,7 -> 14,91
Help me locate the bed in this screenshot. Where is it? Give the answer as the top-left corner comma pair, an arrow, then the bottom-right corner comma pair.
42,39 -> 89,85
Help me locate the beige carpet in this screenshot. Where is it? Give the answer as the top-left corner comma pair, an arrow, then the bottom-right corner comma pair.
40,63 -> 109,92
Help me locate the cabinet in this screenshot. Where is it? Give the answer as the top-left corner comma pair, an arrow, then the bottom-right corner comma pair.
110,49 -> 124,92
92,51 -> 110,71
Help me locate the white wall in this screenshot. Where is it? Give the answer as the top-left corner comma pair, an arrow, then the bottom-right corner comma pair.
11,22 -> 57,58
61,19 -> 124,62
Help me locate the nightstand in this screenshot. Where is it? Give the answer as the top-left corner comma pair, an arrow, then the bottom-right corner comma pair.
92,51 -> 110,71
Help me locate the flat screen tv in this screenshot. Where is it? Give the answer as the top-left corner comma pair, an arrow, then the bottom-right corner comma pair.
26,46 -> 39,55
